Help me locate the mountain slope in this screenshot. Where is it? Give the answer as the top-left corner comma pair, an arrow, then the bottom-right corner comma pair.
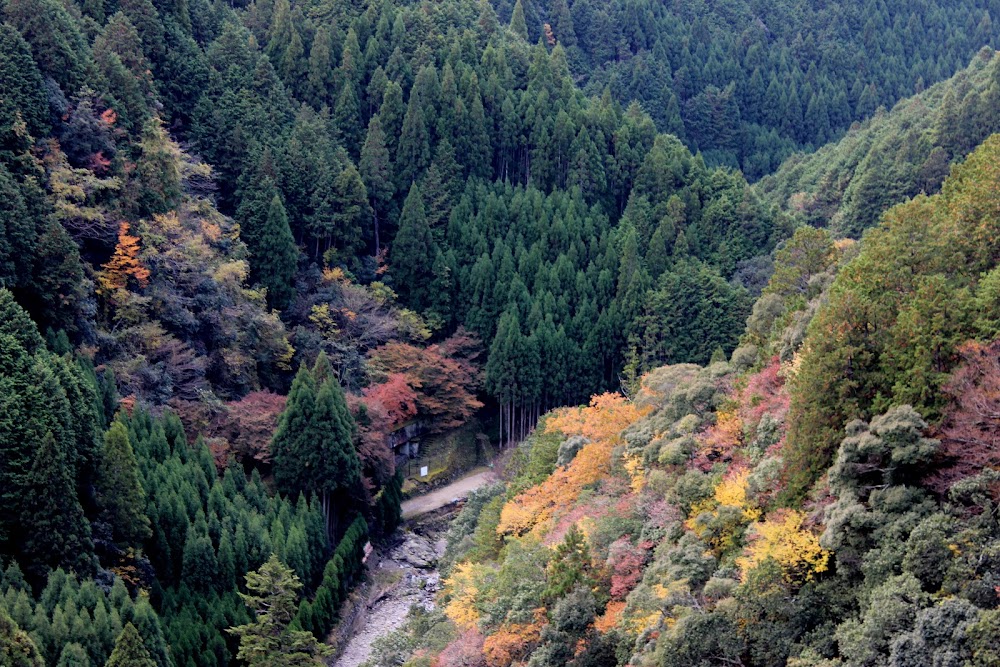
370,134 -> 1000,667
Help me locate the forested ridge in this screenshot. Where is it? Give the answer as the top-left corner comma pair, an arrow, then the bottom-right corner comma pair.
0,0 -> 999,663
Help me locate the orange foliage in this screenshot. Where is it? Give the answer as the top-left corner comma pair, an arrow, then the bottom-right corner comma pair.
97,221 -> 150,294
482,610 -> 545,667
545,393 -> 644,442
694,406 -> 744,469
595,601 -> 625,633
499,394 -> 646,536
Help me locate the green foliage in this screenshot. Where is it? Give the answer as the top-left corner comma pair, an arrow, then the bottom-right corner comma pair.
272,359 -> 363,537
228,555 -> 332,666
543,525 -> 594,601
105,624 -> 156,667
785,135 -> 1000,499
0,607 -> 43,667
96,421 -> 152,547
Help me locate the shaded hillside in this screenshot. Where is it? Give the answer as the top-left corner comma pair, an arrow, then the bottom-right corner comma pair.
755,48 -> 1000,237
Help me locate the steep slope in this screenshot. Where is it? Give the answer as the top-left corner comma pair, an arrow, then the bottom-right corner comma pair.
755,48 -> 1000,237
368,135 -> 1000,667
512,0 -> 1000,179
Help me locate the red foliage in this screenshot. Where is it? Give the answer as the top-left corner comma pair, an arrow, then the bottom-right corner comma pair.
362,373 -> 418,429
607,537 -> 649,600
741,357 -> 789,425
87,151 -> 112,175
220,391 -> 286,463
169,391 -> 286,469
369,329 -> 484,433
930,340 -> 1000,496
346,392 -> 396,488
433,629 -> 487,667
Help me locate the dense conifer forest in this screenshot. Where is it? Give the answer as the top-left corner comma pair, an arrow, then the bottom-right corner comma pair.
1,0 -> 1000,663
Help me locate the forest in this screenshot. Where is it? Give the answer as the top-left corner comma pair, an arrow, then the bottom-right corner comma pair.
0,0 -> 999,663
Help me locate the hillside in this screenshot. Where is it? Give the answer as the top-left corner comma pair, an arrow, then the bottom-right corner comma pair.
1,0 -> 1000,663
755,48 -> 1000,238
368,135 -> 1000,667
512,0 -> 1000,179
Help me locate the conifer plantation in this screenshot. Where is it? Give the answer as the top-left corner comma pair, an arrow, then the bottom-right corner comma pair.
0,0 -> 999,663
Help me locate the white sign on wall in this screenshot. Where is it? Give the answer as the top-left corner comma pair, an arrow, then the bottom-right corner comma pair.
420,466 -> 428,478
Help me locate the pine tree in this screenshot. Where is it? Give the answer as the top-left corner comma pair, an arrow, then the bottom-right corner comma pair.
380,81 -> 405,158
310,375 -> 363,537
359,114 -> 394,253
256,195 -> 298,311
329,163 -> 370,261
272,365 -> 317,497
305,26 -> 333,108
0,24 -> 49,138
509,0 -> 529,40
333,83 -> 362,155
105,623 -> 155,667
97,421 -> 151,547
390,183 -> 436,311
0,606 -> 43,667
396,89 -> 432,188
228,555 -> 331,666
55,642 -> 88,666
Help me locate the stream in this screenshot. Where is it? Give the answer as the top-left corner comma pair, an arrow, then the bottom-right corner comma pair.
331,511 -> 451,667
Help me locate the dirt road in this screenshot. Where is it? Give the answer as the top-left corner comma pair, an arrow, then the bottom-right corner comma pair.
400,469 -> 496,519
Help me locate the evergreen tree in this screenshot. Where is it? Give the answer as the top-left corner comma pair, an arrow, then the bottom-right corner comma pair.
396,89 -> 432,188
0,24 -> 49,138
0,607 -> 42,667
105,623 -> 155,667
256,195 -> 298,311
359,114 -> 395,253
333,83 -> 362,155
96,421 -> 151,547
305,26 -> 334,108
23,432 -> 94,579
228,555 -> 331,666
390,183 -> 436,311
509,0 -> 529,40
329,163 -> 370,262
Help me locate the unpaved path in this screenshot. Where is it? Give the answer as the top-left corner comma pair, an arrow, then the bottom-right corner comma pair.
400,469 -> 496,518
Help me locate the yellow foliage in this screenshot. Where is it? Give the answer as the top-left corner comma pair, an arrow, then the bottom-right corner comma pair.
308,303 -> 340,338
623,453 -> 646,492
737,510 -> 830,582
212,260 -> 249,286
322,266 -> 349,283
713,469 -> 761,521
443,562 -> 484,631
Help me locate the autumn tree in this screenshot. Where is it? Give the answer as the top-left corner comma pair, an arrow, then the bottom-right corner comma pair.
97,222 -> 150,295
368,330 -> 483,433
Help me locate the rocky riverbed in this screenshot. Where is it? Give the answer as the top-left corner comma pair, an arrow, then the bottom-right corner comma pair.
331,512 -> 451,667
